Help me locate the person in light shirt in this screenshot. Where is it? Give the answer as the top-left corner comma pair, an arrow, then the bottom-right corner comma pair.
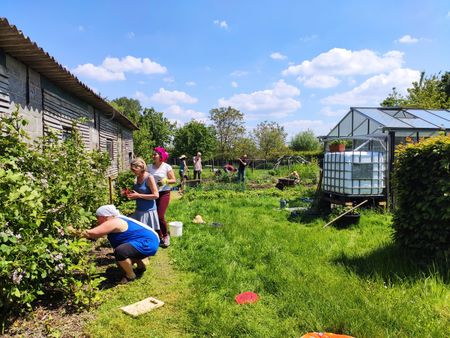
193,151 -> 202,180
147,147 -> 176,248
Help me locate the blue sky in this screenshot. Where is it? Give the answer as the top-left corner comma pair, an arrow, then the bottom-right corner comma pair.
2,1 -> 450,139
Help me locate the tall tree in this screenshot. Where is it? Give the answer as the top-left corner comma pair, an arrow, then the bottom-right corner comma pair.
290,129 -> 321,151
110,97 -> 175,160
381,87 -> 407,107
406,73 -> 450,109
172,120 -> 217,160
233,135 -> 257,160
110,97 -> 142,124
381,72 -> 450,109
209,106 -> 246,159
253,121 -> 287,159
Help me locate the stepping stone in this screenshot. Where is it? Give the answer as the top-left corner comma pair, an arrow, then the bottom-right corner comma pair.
120,297 -> 164,317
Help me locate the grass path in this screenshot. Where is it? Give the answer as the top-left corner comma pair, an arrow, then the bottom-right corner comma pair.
85,246 -> 192,338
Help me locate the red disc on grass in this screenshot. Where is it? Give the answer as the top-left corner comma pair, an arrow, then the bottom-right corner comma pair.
235,291 -> 259,304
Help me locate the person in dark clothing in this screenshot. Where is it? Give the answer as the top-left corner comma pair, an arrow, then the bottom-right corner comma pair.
237,154 -> 248,183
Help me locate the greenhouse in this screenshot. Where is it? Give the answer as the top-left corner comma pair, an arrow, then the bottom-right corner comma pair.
320,107 -> 450,206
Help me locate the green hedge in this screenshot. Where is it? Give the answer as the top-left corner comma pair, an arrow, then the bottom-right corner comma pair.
392,135 -> 450,259
0,109 -> 109,325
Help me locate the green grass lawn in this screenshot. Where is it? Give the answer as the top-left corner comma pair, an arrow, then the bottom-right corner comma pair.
87,184 -> 449,337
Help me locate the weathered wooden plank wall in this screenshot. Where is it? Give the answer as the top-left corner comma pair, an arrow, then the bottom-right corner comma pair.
99,114 -> 120,177
0,64 -> 10,114
43,89 -> 93,147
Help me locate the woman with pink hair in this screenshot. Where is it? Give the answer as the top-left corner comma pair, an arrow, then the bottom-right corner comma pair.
147,147 -> 177,248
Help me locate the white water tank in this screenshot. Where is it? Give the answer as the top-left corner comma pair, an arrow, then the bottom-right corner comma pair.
322,151 -> 385,195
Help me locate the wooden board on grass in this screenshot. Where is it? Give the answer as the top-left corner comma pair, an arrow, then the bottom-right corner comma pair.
120,297 -> 164,317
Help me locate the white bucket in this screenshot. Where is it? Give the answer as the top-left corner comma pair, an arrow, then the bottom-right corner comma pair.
169,221 -> 183,237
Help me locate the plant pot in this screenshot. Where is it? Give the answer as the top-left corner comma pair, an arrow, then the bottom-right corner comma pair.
329,143 -> 346,152
335,213 -> 360,228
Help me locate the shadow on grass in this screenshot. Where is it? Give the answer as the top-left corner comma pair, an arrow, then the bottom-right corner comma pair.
333,243 -> 449,284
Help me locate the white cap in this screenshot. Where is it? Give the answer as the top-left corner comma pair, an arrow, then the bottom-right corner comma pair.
96,205 -> 120,217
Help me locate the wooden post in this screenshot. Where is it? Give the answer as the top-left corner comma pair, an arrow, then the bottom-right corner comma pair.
108,176 -> 113,204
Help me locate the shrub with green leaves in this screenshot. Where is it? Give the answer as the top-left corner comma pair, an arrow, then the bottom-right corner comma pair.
0,108 -> 109,326
392,135 -> 450,259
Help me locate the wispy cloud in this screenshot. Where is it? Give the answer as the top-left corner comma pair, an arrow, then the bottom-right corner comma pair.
77,25 -> 85,32
270,52 -> 287,60
185,81 -> 196,86
230,70 -> 248,77
166,105 -> 207,121
73,56 -> 167,81
283,48 -> 404,78
396,35 -> 419,44
213,20 -> 228,30
231,81 -> 238,88
219,80 -> 301,118
163,77 -> 175,83
321,68 -> 420,106
299,75 -> 341,89
299,34 -> 318,42
135,88 -> 197,106
127,32 -> 135,39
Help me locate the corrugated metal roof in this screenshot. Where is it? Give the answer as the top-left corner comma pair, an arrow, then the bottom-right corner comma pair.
0,17 -> 138,130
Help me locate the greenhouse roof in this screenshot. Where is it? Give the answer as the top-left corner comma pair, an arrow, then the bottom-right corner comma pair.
325,107 -> 450,138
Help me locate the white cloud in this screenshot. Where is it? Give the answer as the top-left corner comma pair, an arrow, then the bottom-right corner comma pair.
102,56 -> 167,74
319,106 -> 347,117
230,70 -> 248,77
299,34 -> 318,42
73,63 -> 125,81
300,75 -> 341,88
397,35 -> 418,44
283,119 -> 335,140
282,48 -> 404,78
214,20 -> 228,29
163,77 -> 175,83
270,52 -> 287,60
73,56 -> 167,81
185,81 -> 196,86
218,80 -> 301,117
231,81 -> 238,88
149,88 -> 198,105
321,68 -> 421,106
166,105 -> 206,121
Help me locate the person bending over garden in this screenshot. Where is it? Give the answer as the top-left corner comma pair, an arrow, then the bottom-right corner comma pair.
82,205 -> 160,284
123,158 -> 160,232
223,162 -> 237,175
147,147 -> 177,248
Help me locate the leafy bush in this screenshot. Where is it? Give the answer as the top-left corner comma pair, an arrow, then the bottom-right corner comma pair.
0,108 -> 109,326
114,170 -> 136,215
392,135 -> 450,259
290,130 -> 321,151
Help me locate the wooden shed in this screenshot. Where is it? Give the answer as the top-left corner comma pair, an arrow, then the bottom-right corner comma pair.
0,17 -> 138,177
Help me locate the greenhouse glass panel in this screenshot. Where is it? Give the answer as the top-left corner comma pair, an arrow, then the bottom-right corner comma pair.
356,108 -> 410,128
369,119 -> 383,134
353,120 -> 369,135
328,125 -> 339,137
406,109 -> 450,129
339,114 -> 353,136
396,116 -> 437,128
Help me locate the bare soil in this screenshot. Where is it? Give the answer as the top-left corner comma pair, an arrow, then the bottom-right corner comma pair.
3,243 -> 119,337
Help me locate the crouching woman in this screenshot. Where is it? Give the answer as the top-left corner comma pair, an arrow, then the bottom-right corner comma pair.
83,205 -> 160,283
